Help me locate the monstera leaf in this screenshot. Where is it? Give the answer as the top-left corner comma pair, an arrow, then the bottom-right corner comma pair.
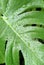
0,0 -> 44,65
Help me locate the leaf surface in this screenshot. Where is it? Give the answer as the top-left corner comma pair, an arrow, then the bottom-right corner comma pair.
0,0 -> 44,65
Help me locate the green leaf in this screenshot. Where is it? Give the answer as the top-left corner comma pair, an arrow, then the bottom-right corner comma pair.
0,0 -> 44,65
0,38 -> 5,64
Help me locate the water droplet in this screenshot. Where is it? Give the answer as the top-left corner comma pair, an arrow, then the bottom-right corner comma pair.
23,5 -> 26,8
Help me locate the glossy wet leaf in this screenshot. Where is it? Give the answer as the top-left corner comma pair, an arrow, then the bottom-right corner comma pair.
0,0 -> 44,65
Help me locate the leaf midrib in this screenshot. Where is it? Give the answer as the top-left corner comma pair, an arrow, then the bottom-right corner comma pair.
2,16 -> 29,49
